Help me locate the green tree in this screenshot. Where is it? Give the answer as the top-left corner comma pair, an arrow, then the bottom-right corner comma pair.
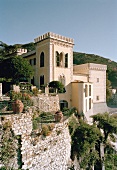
106,74 -> 112,102
0,56 -> 33,83
49,81 -> 65,93
22,42 -> 35,52
70,120 -> 101,170
0,41 -> 21,58
92,113 -> 117,143
92,113 -> 117,169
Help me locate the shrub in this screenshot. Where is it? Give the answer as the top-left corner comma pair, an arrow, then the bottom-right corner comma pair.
48,123 -> 55,131
49,81 -> 65,93
8,91 -> 33,110
32,87 -> 39,96
42,124 -> 50,136
39,112 -> 54,122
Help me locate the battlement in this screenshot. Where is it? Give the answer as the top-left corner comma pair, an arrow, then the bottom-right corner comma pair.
34,32 -> 74,44
73,63 -> 107,73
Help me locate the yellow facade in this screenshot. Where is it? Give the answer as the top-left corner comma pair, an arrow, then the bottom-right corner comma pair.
23,32 -> 107,120
72,82 -> 93,114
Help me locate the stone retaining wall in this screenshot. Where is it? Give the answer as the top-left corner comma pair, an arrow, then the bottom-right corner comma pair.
32,94 -> 60,112
0,109 -> 71,170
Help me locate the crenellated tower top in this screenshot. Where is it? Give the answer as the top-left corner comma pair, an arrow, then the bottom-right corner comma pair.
34,32 -> 74,45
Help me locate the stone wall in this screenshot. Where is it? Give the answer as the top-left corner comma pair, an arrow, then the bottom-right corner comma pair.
0,109 -> 71,170
32,94 -> 60,112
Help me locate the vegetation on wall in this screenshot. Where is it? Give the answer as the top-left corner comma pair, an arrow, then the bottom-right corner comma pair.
8,91 -> 33,110
69,112 -> 117,170
32,111 -> 55,136
0,120 -> 16,169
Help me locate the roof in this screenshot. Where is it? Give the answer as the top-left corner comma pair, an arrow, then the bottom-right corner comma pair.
22,50 -> 36,58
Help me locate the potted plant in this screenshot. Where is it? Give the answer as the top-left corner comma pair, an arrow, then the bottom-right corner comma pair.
54,110 -> 63,122
12,99 -> 24,113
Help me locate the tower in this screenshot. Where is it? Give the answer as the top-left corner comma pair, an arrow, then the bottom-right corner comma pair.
34,32 -> 74,108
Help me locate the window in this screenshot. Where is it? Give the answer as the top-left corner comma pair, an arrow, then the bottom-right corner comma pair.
31,77 -> 34,85
89,85 -> 91,96
85,85 -> 88,97
60,100 -> 68,110
34,58 -> 36,65
60,52 -> 63,67
85,99 -> 87,112
40,52 -> 44,67
29,59 -> 32,65
65,53 -> 68,68
30,58 -> 36,65
89,98 -> 91,109
40,75 -> 44,87
96,96 -> 99,100
56,51 -> 60,67
97,78 -> 99,82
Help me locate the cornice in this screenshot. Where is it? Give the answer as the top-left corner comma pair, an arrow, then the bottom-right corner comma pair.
34,32 -> 74,45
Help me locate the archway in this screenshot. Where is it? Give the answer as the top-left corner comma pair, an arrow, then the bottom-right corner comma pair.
60,100 -> 68,110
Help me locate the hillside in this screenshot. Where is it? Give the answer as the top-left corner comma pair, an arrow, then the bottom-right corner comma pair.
73,52 -> 117,70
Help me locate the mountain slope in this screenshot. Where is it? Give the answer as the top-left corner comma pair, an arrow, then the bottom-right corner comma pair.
73,52 -> 117,70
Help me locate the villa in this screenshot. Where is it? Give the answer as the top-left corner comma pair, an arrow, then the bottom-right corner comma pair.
22,32 -> 108,122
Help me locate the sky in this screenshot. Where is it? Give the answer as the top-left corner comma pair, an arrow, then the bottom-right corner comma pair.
0,0 -> 117,61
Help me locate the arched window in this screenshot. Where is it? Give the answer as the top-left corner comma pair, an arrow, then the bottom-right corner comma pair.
60,52 -> 64,67
40,52 -> 44,67
60,100 -> 68,110
65,53 -> 68,68
40,75 -> 44,87
56,51 -> 60,66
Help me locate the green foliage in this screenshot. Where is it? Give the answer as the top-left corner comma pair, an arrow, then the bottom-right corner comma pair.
92,112 -> 117,143
0,41 -> 21,58
22,42 -> 35,52
106,75 -> 112,102
92,113 -> 117,169
8,91 -> 33,109
42,123 -> 55,136
108,70 -> 117,88
62,107 -> 77,117
0,41 -> 35,57
0,56 -> 33,84
32,87 -> 39,96
32,111 -> 55,131
32,112 -> 55,136
1,120 -> 16,169
70,120 -> 101,169
39,111 -> 54,121
49,81 -> 65,93
19,82 -> 32,92
68,115 -> 79,136
105,146 -> 117,170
